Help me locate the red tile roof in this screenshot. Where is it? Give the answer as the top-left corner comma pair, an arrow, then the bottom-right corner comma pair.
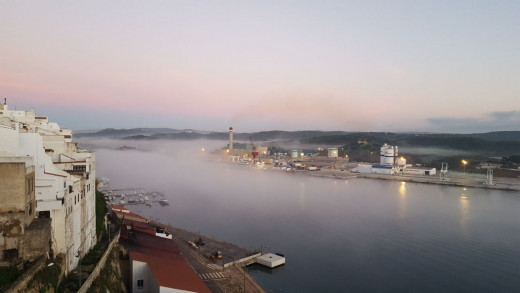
130,251 -> 210,292
111,205 -> 149,223
125,232 -> 210,293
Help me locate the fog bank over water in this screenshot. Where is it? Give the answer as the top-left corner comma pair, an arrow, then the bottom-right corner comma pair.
79,138 -> 520,292
77,138 -> 324,237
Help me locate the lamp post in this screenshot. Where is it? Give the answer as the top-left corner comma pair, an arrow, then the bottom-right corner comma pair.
107,212 -> 110,241
76,250 -> 82,289
462,160 -> 468,173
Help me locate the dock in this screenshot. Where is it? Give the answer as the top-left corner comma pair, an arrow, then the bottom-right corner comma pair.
304,168 -> 520,191
256,253 -> 286,268
151,222 -> 267,293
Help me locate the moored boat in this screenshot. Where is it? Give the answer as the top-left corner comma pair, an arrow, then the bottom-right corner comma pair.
158,199 -> 169,206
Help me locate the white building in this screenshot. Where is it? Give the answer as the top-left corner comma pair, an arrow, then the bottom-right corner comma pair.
403,167 -> 436,176
328,148 -> 338,158
371,164 -> 394,175
127,232 -> 211,293
380,143 -> 398,165
290,150 -> 300,159
0,104 -> 96,273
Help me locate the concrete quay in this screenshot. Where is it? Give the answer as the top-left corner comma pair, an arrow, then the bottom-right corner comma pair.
221,158 -> 519,191
151,222 -> 266,293
304,168 -> 520,191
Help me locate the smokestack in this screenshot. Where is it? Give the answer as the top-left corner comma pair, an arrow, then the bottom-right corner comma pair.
229,127 -> 233,151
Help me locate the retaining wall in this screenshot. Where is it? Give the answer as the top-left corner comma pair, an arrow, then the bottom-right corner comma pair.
78,232 -> 120,293
4,256 -> 46,293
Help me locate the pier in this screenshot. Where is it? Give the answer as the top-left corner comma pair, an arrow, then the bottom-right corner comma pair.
310,168 -> 520,191
152,222 -> 266,293
260,164 -> 520,191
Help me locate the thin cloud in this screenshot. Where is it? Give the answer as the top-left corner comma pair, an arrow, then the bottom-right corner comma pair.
428,111 -> 520,133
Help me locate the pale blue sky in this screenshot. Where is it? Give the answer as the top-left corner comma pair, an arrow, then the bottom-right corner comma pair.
1,1 -> 519,132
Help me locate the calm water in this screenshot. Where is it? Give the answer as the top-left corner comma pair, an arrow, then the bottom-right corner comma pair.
93,142 -> 520,292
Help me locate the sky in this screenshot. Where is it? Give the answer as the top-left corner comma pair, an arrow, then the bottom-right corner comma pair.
1,1 -> 519,133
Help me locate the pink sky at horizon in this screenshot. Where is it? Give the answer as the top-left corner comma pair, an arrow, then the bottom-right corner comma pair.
1,1 -> 519,133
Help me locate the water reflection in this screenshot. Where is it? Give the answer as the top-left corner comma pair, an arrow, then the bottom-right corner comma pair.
90,139 -> 520,292
398,181 -> 407,219
459,192 -> 470,235
399,181 -> 406,196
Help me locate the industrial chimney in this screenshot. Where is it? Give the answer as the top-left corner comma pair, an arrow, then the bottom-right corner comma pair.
229,127 -> 233,151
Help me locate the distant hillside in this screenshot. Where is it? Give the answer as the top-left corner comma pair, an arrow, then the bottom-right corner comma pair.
75,128 -> 520,155
123,132 -> 207,140
235,130 -> 350,141
464,131 -> 520,142
76,128 -> 185,138
77,128 -> 350,141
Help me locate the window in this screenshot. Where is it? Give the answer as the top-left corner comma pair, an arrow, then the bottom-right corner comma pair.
38,211 -> 50,218
137,279 -> 144,288
73,165 -> 86,171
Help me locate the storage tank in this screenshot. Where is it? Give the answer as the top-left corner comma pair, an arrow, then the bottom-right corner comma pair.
328,148 -> 338,158
380,143 -> 398,165
290,150 -> 299,159
395,157 -> 406,167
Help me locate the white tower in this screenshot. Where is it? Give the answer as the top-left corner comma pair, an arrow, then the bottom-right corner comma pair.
229,127 -> 233,151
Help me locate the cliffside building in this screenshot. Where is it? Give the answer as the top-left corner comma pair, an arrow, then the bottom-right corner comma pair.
0,156 -> 51,262
0,104 -> 96,273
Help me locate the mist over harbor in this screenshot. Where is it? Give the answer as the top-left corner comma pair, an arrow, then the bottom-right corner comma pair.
82,137 -> 520,292
3,0 -> 520,291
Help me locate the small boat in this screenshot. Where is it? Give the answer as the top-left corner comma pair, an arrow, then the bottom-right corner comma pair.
253,162 -> 265,168
158,199 -> 169,206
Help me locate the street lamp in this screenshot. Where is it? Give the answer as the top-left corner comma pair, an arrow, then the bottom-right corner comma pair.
461,160 -> 468,173
107,212 -> 111,241
76,250 -> 82,289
